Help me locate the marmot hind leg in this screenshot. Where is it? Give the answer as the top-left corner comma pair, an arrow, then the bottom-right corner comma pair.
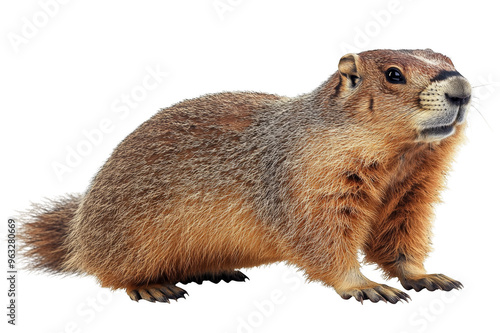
180,270 -> 249,285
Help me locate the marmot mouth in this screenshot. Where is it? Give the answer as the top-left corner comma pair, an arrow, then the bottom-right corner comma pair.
420,124 -> 455,139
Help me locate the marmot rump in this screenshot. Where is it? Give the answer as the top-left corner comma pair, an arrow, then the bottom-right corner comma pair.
20,49 -> 470,304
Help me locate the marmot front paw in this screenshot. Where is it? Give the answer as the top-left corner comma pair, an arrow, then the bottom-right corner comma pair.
339,284 -> 411,304
400,274 -> 463,292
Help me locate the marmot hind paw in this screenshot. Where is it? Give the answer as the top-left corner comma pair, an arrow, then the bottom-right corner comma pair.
180,270 -> 249,285
126,283 -> 188,303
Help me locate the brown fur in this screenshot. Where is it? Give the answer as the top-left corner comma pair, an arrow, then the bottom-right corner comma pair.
19,49 -> 470,303
18,194 -> 81,274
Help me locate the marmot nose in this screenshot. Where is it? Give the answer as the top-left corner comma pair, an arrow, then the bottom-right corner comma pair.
445,93 -> 471,106
444,76 -> 471,106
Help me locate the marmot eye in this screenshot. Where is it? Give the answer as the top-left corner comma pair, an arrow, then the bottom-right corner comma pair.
385,67 -> 406,84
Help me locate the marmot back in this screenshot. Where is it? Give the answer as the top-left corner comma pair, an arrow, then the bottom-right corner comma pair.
20,49 -> 470,304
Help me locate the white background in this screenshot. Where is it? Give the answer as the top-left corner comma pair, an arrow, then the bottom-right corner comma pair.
1,0 -> 499,332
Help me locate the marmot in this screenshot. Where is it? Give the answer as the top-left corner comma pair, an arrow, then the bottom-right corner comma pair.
19,49 -> 470,304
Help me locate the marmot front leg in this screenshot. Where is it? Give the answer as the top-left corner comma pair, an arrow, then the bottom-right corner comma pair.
364,184 -> 463,293
287,216 -> 410,304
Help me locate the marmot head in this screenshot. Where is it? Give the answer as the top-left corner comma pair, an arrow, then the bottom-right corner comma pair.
336,49 -> 471,143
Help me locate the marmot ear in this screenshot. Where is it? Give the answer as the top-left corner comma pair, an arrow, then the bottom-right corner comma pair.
339,53 -> 361,87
